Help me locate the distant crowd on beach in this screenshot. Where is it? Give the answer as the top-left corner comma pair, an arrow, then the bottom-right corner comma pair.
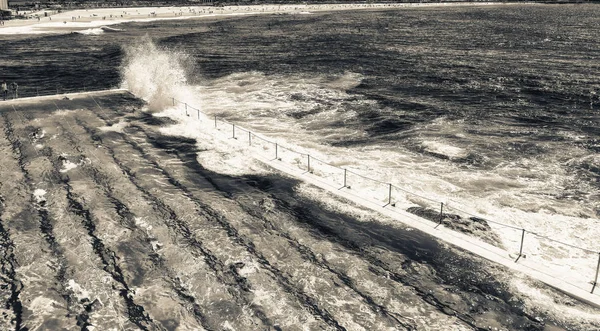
2,80 -> 18,100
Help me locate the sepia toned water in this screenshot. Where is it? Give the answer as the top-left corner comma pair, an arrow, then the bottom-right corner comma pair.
1,3 -> 600,330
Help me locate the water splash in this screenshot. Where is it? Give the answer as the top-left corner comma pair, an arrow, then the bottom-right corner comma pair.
75,28 -> 105,35
121,36 -> 196,112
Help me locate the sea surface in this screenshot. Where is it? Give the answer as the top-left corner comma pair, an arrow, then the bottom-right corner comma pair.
1,3 -> 600,330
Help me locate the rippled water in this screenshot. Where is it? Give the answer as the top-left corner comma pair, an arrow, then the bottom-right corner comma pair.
3,4 -> 599,205
2,4 -> 600,328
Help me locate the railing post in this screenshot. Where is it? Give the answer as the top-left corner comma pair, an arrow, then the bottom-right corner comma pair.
248,132 -> 252,146
592,252 -> 600,294
388,183 -> 392,206
515,229 -> 526,262
434,202 -> 444,228
214,115 -> 217,128
232,124 -> 235,138
185,103 -> 188,116
275,143 -> 278,159
197,109 -> 200,119
172,97 -> 175,106
307,155 -> 311,172
343,168 -> 347,188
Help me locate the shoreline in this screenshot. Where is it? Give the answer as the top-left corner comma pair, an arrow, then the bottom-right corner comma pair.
0,2 -> 534,35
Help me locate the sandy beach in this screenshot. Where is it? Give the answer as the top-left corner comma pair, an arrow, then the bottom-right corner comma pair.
0,2 -> 514,35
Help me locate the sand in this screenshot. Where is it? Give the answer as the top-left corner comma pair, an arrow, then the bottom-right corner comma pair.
0,2 -> 516,35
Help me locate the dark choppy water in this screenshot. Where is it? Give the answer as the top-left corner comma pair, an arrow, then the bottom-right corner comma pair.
2,4 -> 599,196
2,3 -> 600,329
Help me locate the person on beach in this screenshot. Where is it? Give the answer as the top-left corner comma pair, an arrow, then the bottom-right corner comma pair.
10,82 -> 18,99
1,81 -> 7,101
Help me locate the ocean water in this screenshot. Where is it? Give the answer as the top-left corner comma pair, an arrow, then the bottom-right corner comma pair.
2,3 -> 600,330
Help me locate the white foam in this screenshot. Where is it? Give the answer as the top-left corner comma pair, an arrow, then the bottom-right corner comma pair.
221,321 -> 236,331
99,119 -> 129,133
29,297 -> 60,316
66,279 -> 90,301
156,107 -> 267,177
33,188 -> 47,204
76,27 -> 104,35
59,159 -> 78,173
510,276 -> 600,328
121,37 -> 193,112
53,109 -> 77,116
421,140 -> 469,159
100,26 -> 123,32
231,256 -> 260,277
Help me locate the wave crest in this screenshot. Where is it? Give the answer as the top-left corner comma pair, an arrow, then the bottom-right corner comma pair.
121,36 -> 195,112
75,28 -> 104,35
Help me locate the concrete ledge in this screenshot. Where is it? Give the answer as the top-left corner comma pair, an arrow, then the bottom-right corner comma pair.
252,152 -> 600,309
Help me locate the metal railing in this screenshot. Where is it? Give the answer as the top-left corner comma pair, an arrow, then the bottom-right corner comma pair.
172,96 -> 600,295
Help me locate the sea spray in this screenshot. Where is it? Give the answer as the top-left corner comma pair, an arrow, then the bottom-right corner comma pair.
75,28 -> 105,36
121,36 -> 197,112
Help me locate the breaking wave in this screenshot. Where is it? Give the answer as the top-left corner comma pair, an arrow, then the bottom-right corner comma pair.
121,36 -> 196,112
75,28 -> 105,35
